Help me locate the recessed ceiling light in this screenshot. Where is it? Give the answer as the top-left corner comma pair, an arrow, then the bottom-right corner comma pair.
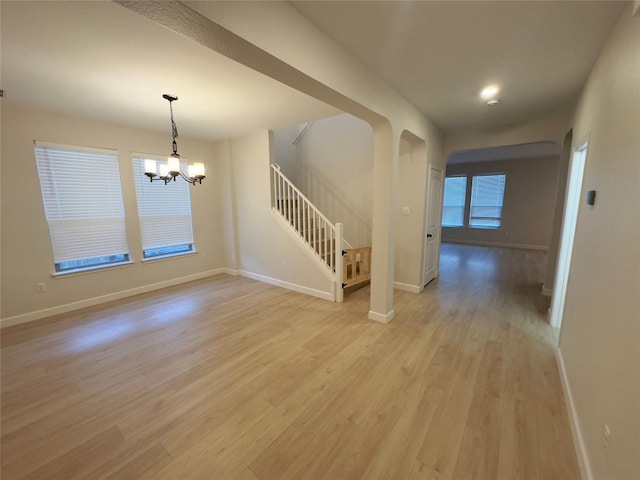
486,99 -> 499,106
480,85 -> 500,99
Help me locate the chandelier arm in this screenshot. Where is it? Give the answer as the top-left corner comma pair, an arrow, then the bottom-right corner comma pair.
163,175 -> 175,185
178,170 -> 197,185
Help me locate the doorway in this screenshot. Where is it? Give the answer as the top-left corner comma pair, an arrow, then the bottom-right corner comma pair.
423,165 -> 443,285
549,140 -> 588,329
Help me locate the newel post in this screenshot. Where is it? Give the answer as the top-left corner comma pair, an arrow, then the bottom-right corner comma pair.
335,223 -> 344,303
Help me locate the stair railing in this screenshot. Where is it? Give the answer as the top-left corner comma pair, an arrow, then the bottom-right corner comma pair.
271,164 -> 344,302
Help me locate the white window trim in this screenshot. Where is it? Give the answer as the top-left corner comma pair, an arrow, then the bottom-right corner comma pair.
51,260 -> 135,277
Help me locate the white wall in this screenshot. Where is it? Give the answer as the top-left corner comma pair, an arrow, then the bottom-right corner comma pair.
294,115 -> 374,248
222,130 -> 334,299
0,104 -> 225,324
442,156 -> 559,250
394,134 -> 429,288
558,6 -> 640,480
272,126 -> 299,185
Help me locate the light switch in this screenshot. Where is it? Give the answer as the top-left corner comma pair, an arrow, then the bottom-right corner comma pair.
402,206 -> 410,215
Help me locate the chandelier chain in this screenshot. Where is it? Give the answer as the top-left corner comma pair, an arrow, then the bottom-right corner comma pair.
169,100 -> 179,155
143,93 -> 205,185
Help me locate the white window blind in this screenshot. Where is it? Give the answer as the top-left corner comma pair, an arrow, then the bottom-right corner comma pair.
34,142 -> 130,272
132,155 -> 194,258
442,176 -> 467,227
469,173 -> 506,228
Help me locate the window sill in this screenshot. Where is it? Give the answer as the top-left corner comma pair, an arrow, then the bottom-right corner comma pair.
52,260 -> 135,278
141,250 -> 198,263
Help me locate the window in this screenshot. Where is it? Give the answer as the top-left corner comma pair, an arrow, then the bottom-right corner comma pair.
132,154 -> 195,260
442,176 -> 467,227
469,173 -> 506,228
34,142 -> 130,273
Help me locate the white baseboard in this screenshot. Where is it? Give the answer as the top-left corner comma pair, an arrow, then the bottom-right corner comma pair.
1,269 -> 226,328
238,270 -> 334,302
368,309 -> 395,324
221,267 -> 240,276
555,347 -> 593,480
393,282 -> 423,293
442,239 -> 549,251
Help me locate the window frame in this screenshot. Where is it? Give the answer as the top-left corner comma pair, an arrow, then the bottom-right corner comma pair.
441,175 -> 468,228
34,141 -> 131,275
441,171 -> 507,230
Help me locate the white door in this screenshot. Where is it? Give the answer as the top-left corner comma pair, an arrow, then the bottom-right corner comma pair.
549,141 -> 588,329
424,166 -> 443,285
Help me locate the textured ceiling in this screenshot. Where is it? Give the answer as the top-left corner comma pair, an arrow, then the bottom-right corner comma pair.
1,1 -> 340,141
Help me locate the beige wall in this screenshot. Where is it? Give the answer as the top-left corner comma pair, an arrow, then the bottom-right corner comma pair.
395,134 -> 430,288
294,115 -> 374,249
559,6 -> 640,480
0,104 -> 225,323
272,126 -> 299,185
223,130 -> 335,298
442,156 -> 559,250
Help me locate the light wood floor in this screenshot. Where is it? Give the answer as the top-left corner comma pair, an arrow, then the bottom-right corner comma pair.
1,244 -> 580,479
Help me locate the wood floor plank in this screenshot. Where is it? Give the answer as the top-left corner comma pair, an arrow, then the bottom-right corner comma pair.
320,386 -> 411,480
453,426 -> 501,480
408,460 -> 451,480
1,247 -> 582,480
102,443 -> 172,480
153,396 -> 275,479
13,426 -> 125,480
417,351 -> 482,478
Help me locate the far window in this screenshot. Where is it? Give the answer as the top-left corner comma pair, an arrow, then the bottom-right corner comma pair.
469,173 -> 506,229
132,155 -> 195,260
442,176 -> 467,227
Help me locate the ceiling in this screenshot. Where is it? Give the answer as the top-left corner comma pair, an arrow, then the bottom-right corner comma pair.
292,0 -> 627,133
0,1 -> 340,142
1,1 -> 628,143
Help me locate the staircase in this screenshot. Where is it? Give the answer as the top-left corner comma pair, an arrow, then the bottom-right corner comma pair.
271,164 -> 371,302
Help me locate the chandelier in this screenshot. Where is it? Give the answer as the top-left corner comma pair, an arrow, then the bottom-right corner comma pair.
144,94 -> 206,185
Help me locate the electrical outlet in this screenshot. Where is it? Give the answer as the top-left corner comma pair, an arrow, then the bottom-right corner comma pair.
36,282 -> 46,293
402,206 -> 410,215
603,424 -> 612,450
